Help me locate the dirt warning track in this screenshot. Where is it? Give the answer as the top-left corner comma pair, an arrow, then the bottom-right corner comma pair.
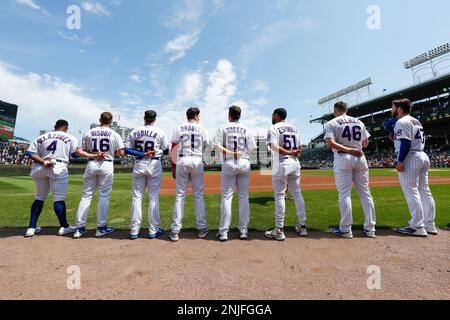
159,172 -> 450,195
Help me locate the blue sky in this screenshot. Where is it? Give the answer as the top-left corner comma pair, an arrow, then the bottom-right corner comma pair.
1,0 -> 449,143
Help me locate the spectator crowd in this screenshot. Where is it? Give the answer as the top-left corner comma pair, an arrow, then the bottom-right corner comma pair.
0,141 -> 33,165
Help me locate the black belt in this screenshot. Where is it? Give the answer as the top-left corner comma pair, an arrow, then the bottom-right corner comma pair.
179,154 -> 202,158
136,157 -> 160,161
88,159 -> 113,162
337,151 -> 346,155
55,160 -> 68,164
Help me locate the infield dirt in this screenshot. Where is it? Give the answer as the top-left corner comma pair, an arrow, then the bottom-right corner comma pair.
0,228 -> 448,300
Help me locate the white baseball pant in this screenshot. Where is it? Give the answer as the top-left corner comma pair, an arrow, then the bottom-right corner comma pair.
130,159 -> 163,234
398,151 -> 436,229
219,159 -> 251,236
171,156 -> 207,233
31,163 -> 68,202
76,161 -> 114,228
333,153 -> 376,233
272,158 -> 307,229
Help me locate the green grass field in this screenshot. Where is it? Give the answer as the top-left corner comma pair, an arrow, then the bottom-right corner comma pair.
0,169 -> 449,231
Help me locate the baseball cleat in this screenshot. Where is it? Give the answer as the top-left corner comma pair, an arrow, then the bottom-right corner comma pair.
295,224 -> 308,237
215,233 -> 228,242
128,233 -> 139,240
425,224 -> 438,235
362,229 -> 376,238
395,226 -> 428,237
239,233 -> 248,240
148,228 -> 164,239
73,227 -> 88,239
168,231 -> 179,242
198,228 -> 209,239
58,225 -> 77,236
95,226 -> 114,238
264,228 -> 286,241
24,226 -> 41,238
330,227 -> 353,239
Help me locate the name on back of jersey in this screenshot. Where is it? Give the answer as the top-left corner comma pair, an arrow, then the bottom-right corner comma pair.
180,124 -> 202,133
336,118 -> 359,126
225,126 -> 247,135
37,133 -> 71,145
276,125 -> 297,134
133,129 -> 159,139
91,130 -> 113,137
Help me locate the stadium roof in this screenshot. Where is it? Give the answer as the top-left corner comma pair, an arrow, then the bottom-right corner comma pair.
310,73 -> 450,123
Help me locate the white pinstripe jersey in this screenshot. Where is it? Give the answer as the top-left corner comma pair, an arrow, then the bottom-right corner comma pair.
324,115 -> 370,153
171,122 -> 210,157
267,122 -> 302,161
27,131 -> 78,162
393,115 -> 425,153
125,125 -> 169,158
214,122 -> 256,161
82,127 -> 125,161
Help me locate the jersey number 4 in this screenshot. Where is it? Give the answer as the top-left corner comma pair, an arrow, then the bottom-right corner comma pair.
46,141 -> 58,154
415,128 -> 425,144
342,126 -> 362,141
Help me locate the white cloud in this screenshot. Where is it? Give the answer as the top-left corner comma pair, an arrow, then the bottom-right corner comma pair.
119,91 -> 142,106
163,0 -> 203,29
252,80 -> 269,94
164,30 -> 200,63
15,0 -> 48,15
57,31 -> 94,45
178,72 -> 203,101
81,1 -> 111,16
130,74 -> 143,83
0,61 -> 113,139
153,59 -> 270,138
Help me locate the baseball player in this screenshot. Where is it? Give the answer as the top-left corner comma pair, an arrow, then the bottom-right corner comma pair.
168,107 -> 210,241
264,108 -> 308,241
125,110 -> 169,240
24,120 -> 104,238
391,99 -> 437,237
73,112 -> 125,239
324,101 -> 376,239
214,106 -> 257,242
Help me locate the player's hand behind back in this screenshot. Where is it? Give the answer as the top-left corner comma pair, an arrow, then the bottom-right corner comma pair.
291,149 -> 301,158
94,152 -> 106,161
144,151 -> 156,158
349,149 -> 364,158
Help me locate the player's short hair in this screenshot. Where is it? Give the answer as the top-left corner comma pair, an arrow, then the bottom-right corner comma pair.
54,119 -> 69,130
186,107 -> 200,120
273,108 -> 287,120
229,105 -> 241,121
334,101 -> 348,113
100,112 -> 113,125
144,110 -> 157,123
392,98 -> 412,114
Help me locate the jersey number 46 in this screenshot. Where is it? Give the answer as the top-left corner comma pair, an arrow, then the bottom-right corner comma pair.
342,126 -> 362,141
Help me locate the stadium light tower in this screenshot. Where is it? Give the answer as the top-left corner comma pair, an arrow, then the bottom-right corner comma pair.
317,78 -> 373,113
404,43 -> 450,83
